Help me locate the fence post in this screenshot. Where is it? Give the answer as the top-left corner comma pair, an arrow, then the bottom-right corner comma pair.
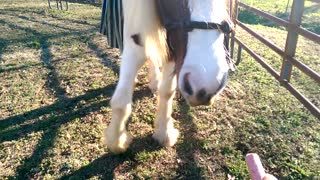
280,0 -> 305,82
230,0 -> 239,60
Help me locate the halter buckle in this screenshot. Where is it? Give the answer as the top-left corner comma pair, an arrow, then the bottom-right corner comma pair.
220,20 -> 234,34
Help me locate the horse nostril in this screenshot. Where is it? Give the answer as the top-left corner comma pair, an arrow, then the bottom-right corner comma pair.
196,89 -> 207,101
183,73 -> 193,96
196,89 -> 213,104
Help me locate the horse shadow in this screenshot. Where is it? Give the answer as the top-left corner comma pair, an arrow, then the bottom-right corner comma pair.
61,134 -> 163,179
174,100 -> 203,179
59,97 -> 203,179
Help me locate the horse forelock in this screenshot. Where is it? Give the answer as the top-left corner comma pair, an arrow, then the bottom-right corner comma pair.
156,0 -> 190,74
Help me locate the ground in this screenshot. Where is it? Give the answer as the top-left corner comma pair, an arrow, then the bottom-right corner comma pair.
0,0 -> 319,179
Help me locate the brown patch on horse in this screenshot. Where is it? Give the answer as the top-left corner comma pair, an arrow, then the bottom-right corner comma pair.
131,34 -> 142,46
156,0 -> 190,74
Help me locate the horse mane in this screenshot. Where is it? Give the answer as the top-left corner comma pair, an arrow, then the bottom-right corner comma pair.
123,0 -> 168,65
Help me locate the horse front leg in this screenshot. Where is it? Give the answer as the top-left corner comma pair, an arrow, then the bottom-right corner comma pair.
153,61 -> 179,147
104,46 -> 145,154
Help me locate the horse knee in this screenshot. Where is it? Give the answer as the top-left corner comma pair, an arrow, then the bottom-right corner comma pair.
111,86 -> 132,108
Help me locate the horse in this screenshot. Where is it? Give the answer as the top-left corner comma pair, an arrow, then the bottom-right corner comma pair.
104,0 -> 236,154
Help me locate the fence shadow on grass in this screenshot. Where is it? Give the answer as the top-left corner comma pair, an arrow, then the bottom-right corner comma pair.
0,6 -> 131,178
0,13 -> 111,177
0,7 -> 98,74
0,15 -> 96,129
0,38 -> 6,64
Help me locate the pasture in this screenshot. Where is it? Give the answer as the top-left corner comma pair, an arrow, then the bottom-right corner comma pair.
0,0 -> 319,179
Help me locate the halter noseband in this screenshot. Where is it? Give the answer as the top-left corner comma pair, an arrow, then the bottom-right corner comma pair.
165,20 -> 233,34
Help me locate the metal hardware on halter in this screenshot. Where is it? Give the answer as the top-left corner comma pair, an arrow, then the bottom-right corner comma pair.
220,20 -> 234,34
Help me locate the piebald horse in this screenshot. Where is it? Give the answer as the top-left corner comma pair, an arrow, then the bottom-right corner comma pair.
104,0 -> 235,154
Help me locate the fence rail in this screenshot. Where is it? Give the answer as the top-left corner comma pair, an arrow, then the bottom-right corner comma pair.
236,20 -> 320,83
231,0 -> 320,117
239,2 -> 320,44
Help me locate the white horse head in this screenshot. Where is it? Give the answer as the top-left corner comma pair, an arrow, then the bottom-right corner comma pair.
157,0 -> 232,106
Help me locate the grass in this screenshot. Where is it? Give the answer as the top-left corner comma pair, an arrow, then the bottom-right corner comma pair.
0,0 -> 319,179
239,0 -> 320,34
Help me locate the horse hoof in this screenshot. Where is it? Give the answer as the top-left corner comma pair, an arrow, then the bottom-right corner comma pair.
152,128 -> 179,147
103,127 -> 133,154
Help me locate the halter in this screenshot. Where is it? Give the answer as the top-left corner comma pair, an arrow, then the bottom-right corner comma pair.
156,0 -> 234,34
165,20 -> 233,34
156,0 -> 235,71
